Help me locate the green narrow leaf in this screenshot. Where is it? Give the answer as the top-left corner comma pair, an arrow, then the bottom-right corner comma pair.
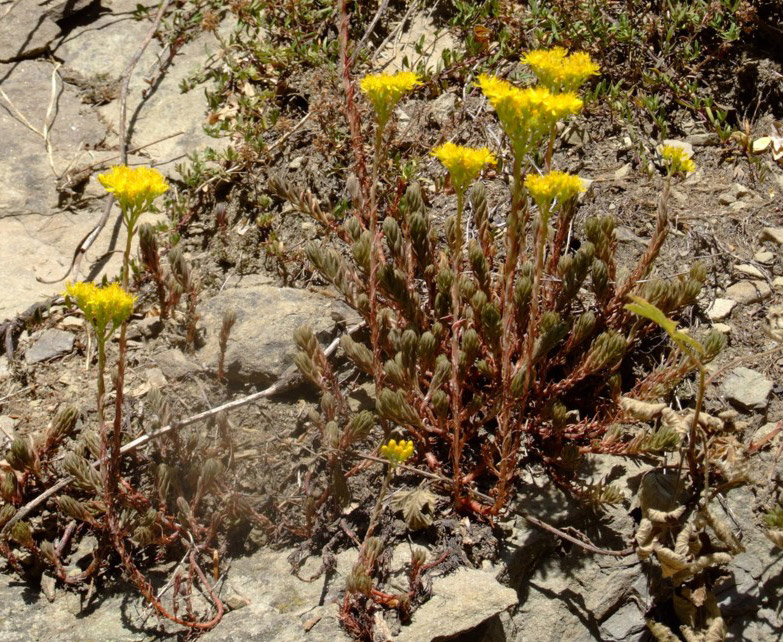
625,295 -> 704,355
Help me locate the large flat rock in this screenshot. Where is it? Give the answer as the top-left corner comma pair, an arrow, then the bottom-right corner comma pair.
0,0 -> 61,62
198,284 -> 354,386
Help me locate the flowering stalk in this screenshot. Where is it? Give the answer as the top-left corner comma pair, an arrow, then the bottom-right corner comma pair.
431,143 -> 495,506
96,165 -> 168,503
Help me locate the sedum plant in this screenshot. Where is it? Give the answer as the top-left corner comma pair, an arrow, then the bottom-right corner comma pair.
277,51 -> 719,518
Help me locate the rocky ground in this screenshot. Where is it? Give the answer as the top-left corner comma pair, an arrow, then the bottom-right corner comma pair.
1,1 -> 783,641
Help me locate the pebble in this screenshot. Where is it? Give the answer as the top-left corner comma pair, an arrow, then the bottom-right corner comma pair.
707,298 -> 737,320
712,323 -> 732,334
733,264 -> 765,279
288,156 -> 305,170
724,280 -> 772,304
25,329 -> 75,364
774,276 -> 783,290
60,316 -> 83,329
752,422 -> 781,448
754,250 -> 775,264
685,132 -> 719,146
761,227 -> 783,245
723,367 -> 773,410
614,163 -> 632,179
731,183 -> 750,199
729,201 -> 749,212
719,192 -> 736,205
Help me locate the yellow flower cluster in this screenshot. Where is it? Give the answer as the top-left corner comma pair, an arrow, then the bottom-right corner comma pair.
522,47 -> 600,92
661,145 -> 696,176
525,171 -> 584,211
97,165 -> 169,213
380,438 -> 414,466
431,142 -> 496,194
65,281 -> 135,338
360,71 -> 421,126
477,75 -> 582,155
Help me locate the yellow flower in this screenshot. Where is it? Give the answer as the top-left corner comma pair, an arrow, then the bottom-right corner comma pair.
360,71 -> 421,126
477,75 -> 582,156
98,165 -> 169,213
522,48 -> 600,92
431,142 -> 496,194
525,171 -> 584,213
64,282 -> 135,338
660,145 -> 696,176
380,438 -> 414,466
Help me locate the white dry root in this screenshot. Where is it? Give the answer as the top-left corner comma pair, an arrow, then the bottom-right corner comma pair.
635,467 -> 744,642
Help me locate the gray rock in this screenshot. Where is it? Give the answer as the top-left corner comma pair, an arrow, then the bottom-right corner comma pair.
723,367 -> 772,410
25,329 -> 75,363
724,280 -> 772,304
45,0 -> 99,22
731,183 -> 750,199
685,132 -> 719,146
0,0 -> 61,62
706,298 -> 736,320
761,227 -> 783,246
754,250 -> 775,264
599,602 -> 646,642
428,91 -> 456,126
396,569 -> 518,642
614,226 -> 647,245
719,192 -> 736,205
733,263 -> 765,279
155,348 -> 202,380
198,285 -> 352,386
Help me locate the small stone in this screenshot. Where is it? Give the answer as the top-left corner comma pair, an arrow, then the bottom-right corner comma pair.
724,280 -> 772,304
729,201 -> 749,212
731,183 -> 750,199
754,250 -> 775,264
774,276 -> 783,290
288,156 -> 305,170
0,0 -> 61,61
733,263 -> 765,279
614,163 -> 632,179
25,329 -> 75,364
60,316 -> 83,329
719,192 -> 736,205
761,227 -> 783,245
225,593 -> 251,610
41,573 -> 56,603
685,132 -> 719,146
395,568 -> 518,642
428,91 -> 456,126
615,226 -> 647,245
146,367 -> 167,388
0,415 -> 17,439
723,367 -> 773,410
706,298 -> 737,321
753,422 -> 781,448
155,349 -> 201,380
0,356 -> 10,381
712,323 -> 732,334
